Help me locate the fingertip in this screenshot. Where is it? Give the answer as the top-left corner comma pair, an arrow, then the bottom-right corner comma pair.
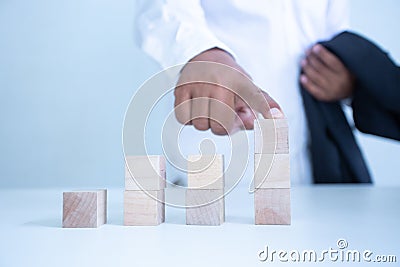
261,109 -> 271,119
270,107 -> 284,119
300,75 -> 308,84
313,44 -> 322,54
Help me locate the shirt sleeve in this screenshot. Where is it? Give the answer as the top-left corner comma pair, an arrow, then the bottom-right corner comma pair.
135,0 -> 235,69
325,0 -> 350,37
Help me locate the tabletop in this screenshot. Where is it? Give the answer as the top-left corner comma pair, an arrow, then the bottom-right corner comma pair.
0,185 -> 398,267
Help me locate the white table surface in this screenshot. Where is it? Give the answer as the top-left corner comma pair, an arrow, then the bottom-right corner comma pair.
0,185 -> 399,267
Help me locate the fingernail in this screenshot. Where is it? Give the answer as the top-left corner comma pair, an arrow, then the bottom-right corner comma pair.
300,75 -> 307,83
313,45 -> 321,53
270,108 -> 284,118
301,59 -> 307,67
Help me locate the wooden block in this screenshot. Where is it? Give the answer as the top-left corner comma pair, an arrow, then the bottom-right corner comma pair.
254,154 -> 290,188
187,154 -> 224,189
254,188 -> 291,225
124,190 -> 165,226
186,189 -> 224,225
63,189 -> 107,228
125,155 -> 166,190
125,170 -> 166,190
254,119 -> 289,154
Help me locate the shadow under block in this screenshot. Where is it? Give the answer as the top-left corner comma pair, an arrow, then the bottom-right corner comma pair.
187,154 -> 224,189
254,188 -> 291,225
254,119 -> 289,154
186,189 -> 224,225
63,190 -> 107,228
125,155 -> 166,190
254,154 -> 290,188
124,190 -> 165,226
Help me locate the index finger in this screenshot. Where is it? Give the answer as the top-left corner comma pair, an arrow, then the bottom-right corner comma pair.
236,77 -> 281,119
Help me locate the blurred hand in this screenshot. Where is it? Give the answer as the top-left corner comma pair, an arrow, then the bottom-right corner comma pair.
300,44 -> 355,102
174,48 -> 282,135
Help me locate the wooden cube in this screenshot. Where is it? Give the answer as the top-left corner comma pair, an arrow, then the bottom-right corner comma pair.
254,188 -> 291,225
124,190 -> 165,226
125,170 -> 166,190
63,190 -> 107,228
125,155 -> 166,190
186,189 -> 224,225
254,119 -> 289,154
254,154 -> 290,188
187,154 -> 224,189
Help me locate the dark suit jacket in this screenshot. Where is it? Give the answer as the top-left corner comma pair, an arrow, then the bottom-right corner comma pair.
302,31 -> 400,184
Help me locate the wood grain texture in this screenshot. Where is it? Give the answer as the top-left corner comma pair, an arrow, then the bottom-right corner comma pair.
254,119 -> 289,154
124,190 -> 165,226
125,170 -> 166,190
254,154 -> 290,189
187,154 -> 224,189
186,189 -> 224,225
254,188 -> 291,225
63,189 -> 107,228
125,155 -> 166,190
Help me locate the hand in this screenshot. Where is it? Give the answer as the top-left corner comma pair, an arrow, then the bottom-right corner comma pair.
300,44 -> 355,102
174,48 -> 282,135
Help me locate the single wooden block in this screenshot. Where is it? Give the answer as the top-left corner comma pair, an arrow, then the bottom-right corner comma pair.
186,189 -> 224,225
124,190 -> 165,226
254,188 -> 291,225
187,154 -> 224,189
63,189 -> 107,228
125,170 -> 166,190
254,154 -> 290,188
254,119 -> 289,154
125,155 -> 166,190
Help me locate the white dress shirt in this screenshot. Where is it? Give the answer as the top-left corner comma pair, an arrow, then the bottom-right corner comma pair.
136,0 -> 349,185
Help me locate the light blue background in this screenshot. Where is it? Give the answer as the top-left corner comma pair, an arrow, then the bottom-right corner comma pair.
0,0 -> 399,188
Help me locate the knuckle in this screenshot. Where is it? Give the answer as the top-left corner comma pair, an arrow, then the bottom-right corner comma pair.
211,128 -> 227,135
193,120 -> 209,131
210,123 -> 227,135
174,85 -> 190,97
175,112 -> 188,124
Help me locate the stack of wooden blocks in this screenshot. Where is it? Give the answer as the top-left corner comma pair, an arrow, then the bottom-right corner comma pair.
254,118 -> 291,225
186,154 -> 225,226
62,189 -> 107,228
124,155 -> 166,226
